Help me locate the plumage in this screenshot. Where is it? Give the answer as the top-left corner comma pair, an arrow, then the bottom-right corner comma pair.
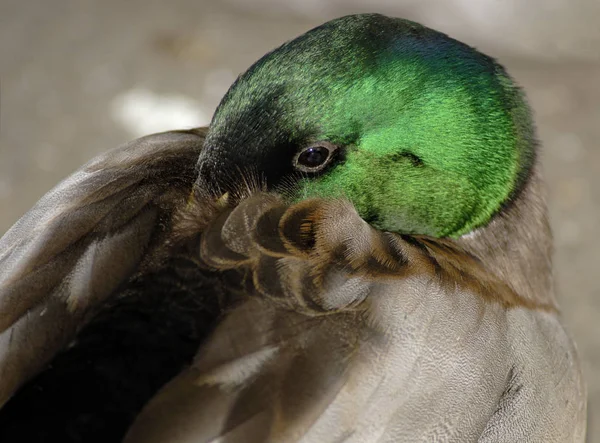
0,13 -> 586,443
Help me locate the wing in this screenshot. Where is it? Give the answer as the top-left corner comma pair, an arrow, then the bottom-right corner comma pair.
0,128 -> 207,407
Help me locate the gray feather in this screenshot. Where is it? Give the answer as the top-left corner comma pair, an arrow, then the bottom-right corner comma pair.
0,128 -> 206,407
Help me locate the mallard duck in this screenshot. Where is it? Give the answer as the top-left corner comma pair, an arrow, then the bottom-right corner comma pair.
0,13 -> 586,443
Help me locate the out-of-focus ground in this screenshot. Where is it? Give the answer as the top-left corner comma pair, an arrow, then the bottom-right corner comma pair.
1,0 -> 599,438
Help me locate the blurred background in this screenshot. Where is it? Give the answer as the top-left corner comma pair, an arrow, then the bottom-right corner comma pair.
1,0 -> 599,439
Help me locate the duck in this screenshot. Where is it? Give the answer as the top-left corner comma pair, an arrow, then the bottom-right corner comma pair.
0,13 -> 586,443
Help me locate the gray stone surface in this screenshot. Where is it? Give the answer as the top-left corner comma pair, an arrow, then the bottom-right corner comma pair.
1,0 -> 598,439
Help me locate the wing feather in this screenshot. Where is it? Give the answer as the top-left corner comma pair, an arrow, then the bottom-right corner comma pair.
0,128 -> 207,406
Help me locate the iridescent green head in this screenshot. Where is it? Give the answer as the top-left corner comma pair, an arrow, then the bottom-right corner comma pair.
196,13 -> 535,237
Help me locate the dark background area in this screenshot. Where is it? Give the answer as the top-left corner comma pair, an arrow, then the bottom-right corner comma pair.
1,0 -> 599,439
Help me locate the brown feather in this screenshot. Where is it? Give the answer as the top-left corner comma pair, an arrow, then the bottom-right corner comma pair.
192,189 -> 554,316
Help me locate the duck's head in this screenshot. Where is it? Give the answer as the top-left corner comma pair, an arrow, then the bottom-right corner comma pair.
196,13 -> 535,238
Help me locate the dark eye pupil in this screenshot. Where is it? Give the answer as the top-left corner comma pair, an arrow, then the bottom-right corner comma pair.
298,146 -> 329,168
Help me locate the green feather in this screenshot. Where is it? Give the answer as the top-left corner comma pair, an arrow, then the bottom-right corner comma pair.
204,13 -> 535,237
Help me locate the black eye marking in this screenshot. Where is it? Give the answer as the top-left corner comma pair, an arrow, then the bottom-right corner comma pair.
293,141 -> 338,173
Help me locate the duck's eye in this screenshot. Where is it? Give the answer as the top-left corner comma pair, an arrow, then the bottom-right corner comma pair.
293,142 -> 337,173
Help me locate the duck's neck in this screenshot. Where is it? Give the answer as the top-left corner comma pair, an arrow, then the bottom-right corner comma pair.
456,160 -> 557,309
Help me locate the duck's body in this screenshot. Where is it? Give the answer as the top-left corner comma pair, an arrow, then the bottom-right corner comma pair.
126,170 -> 585,443
0,13 -> 586,442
